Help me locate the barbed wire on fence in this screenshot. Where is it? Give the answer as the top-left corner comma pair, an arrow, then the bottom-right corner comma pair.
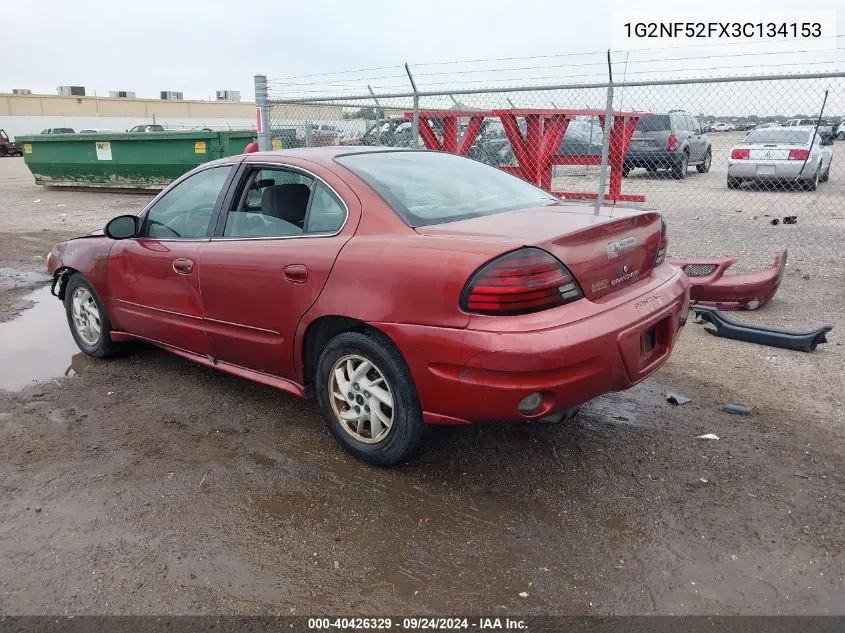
257,45 -> 845,273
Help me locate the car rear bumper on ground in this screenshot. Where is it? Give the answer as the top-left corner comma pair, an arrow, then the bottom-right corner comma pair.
375,265 -> 690,425
727,159 -> 819,180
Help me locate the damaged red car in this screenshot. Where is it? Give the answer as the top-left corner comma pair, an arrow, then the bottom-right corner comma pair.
47,148 -> 690,465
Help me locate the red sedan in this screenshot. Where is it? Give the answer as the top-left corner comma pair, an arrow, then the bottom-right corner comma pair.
47,147 -> 690,465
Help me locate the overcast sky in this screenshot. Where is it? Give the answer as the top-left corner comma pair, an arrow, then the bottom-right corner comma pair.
2,0 -> 842,102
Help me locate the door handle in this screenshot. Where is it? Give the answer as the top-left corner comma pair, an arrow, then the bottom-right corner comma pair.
283,264 -> 308,283
172,257 -> 194,275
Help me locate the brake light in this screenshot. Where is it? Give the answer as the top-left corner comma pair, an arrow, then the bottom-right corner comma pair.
667,134 -> 678,151
655,218 -> 668,265
461,248 -> 582,316
788,149 -> 810,160
731,148 -> 750,160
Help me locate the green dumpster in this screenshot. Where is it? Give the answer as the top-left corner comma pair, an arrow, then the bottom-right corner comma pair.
17,130 -> 255,190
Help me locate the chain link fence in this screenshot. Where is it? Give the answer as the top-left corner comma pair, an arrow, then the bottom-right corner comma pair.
257,66 -> 845,278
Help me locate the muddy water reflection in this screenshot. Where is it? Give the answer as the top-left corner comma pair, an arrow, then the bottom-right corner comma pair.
0,285 -> 91,390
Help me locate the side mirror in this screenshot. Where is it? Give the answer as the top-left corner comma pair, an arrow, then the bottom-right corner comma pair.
104,215 -> 139,240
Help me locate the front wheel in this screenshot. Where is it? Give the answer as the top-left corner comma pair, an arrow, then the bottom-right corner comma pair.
696,149 -> 712,173
315,330 -> 425,466
64,274 -> 122,358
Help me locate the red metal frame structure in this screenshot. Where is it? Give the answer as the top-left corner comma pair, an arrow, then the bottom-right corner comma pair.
407,108 -> 646,203
413,110 -> 488,155
493,109 -> 644,202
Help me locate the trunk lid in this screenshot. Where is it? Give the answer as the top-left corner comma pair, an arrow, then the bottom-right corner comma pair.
747,144 -> 796,161
415,204 -> 663,300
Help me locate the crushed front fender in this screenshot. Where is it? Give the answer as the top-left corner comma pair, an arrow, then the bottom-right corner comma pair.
668,249 -> 787,311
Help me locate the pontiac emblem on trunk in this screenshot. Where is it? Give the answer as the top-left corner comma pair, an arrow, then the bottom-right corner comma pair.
605,236 -> 637,259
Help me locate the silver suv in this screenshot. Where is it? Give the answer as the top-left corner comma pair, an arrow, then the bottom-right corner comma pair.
623,110 -> 712,179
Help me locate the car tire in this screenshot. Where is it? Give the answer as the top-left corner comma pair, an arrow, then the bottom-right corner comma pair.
673,153 -> 688,179
314,329 -> 425,466
622,165 -> 631,177
64,273 -> 122,358
820,163 -> 831,182
696,148 -> 712,173
727,177 -> 742,189
837,131 -> 845,141
803,167 -> 820,191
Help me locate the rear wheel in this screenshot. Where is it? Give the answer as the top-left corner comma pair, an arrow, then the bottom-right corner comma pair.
727,176 -> 742,189
622,165 -> 631,177
64,274 -> 122,358
673,153 -> 688,179
820,162 -> 831,182
315,330 -> 425,466
803,166 -> 820,191
696,148 -> 712,173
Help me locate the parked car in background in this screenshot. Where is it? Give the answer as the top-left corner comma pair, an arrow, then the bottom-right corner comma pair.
46,147 -> 690,465
783,118 -> 835,144
711,123 -> 733,132
750,122 -> 779,132
558,117 -> 604,157
0,129 -> 22,156
128,124 -> 165,133
624,111 -> 712,178
727,126 -> 832,191
40,127 -> 75,134
78,128 -> 116,134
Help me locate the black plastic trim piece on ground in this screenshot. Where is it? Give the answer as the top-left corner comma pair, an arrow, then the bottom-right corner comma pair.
693,306 -> 833,352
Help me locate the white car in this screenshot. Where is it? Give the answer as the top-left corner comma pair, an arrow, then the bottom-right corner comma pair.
727,126 -> 832,191
711,123 -> 734,132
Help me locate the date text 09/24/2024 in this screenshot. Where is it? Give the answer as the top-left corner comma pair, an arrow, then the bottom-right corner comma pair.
307,617 -> 527,630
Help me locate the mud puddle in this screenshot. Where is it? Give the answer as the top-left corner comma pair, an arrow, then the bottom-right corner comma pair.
0,285 -> 89,390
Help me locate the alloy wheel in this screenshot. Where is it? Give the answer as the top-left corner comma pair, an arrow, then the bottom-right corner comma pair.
329,354 -> 394,444
70,287 -> 101,346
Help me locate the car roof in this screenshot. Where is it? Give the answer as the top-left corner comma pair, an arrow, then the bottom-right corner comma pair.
242,146 -> 417,165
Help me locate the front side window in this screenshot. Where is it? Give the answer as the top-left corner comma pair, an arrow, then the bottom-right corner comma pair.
223,168 -> 316,238
336,151 -> 557,227
140,165 -> 232,239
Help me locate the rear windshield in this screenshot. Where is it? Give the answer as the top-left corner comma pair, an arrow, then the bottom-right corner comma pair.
336,151 -> 557,227
745,129 -> 811,144
636,115 -> 670,132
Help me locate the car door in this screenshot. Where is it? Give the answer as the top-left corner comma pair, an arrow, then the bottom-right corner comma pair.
199,160 -> 360,379
108,164 -> 236,354
686,116 -> 701,162
673,114 -> 693,160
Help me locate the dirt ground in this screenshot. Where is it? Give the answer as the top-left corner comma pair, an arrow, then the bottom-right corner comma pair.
0,156 -> 843,616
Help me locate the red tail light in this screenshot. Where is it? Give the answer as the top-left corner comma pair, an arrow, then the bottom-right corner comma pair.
655,217 -> 668,265
461,248 -> 582,316
667,134 -> 678,151
788,149 -> 810,160
731,148 -> 750,160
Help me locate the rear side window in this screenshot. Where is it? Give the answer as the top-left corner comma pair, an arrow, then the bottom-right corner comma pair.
635,115 -> 670,132
305,183 -> 346,233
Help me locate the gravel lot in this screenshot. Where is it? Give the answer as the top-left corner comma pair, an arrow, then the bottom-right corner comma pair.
0,155 -> 843,615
